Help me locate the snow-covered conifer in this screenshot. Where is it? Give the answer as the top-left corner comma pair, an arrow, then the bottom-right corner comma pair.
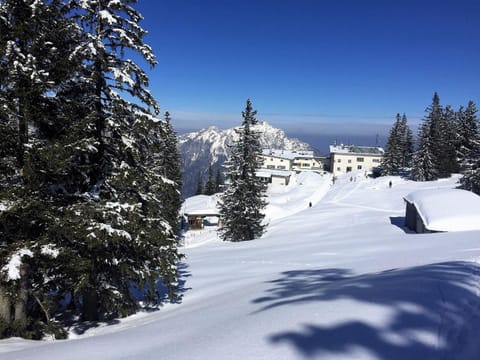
204,164 -> 216,195
411,93 -> 443,181
0,0 -> 82,338
459,101 -> 480,193
214,168 -> 223,193
59,0 -> 182,321
399,114 -> 414,168
219,99 -> 267,242
411,122 -> 439,181
381,114 -> 403,175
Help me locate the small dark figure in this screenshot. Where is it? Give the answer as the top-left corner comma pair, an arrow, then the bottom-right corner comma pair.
350,176 -> 353,182
389,180 -> 392,188
309,202 -> 312,208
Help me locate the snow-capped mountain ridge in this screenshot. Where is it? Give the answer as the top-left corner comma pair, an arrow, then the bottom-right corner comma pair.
178,122 -> 312,196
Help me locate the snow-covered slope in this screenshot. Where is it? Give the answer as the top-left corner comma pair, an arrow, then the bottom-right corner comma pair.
178,122 -> 312,197
3,173 -> 480,360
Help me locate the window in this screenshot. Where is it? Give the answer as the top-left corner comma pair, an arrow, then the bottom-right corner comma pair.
337,167 -> 341,171
277,165 -> 286,170
280,159 -> 284,162
357,165 -> 362,170
346,167 -> 352,172
348,159 -> 352,163
302,163 -> 311,167
357,157 -> 364,162
373,159 -> 380,163
267,165 -> 275,169
337,159 -> 341,163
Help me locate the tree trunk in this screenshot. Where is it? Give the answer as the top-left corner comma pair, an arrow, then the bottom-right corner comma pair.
0,286 -> 12,324
14,264 -> 29,324
82,289 -> 98,321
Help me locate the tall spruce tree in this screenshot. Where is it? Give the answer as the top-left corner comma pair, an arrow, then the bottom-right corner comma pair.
214,168 -> 223,193
195,173 -> 203,195
381,113 -> 414,175
411,121 -> 439,181
0,0 -> 82,338
436,105 -> 459,177
58,0 -> 182,321
381,114 -> 403,175
411,93 -> 442,181
399,114 -> 414,167
219,99 -> 267,242
1,0 -> 183,335
158,111 -> 182,234
204,164 -> 216,195
459,101 -> 480,193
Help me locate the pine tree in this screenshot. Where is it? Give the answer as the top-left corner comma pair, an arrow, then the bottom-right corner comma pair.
219,99 -> 267,242
437,105 -> 459,177
0,0 -> 82,338
411,93 -> 442,181
399,114 -> 414,168
381,114 -> 403,175
204,164 -> 216,195
214,168 -> 223,193
158,111 -> 182,234
411,121 -> 439,181
195,173 -> 203,195
59,0 -> 183,321
459,101 -> 480,193
457,102 -> 480,172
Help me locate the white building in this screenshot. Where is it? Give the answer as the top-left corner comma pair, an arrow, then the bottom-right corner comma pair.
256,169 -> 294,186
260,149 -> 325,172
258,149 -> 326,186
329,145 -> 384,175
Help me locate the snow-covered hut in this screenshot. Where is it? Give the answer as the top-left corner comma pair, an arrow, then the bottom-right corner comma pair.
404,189 -> 480,233
181,194 -> 220,230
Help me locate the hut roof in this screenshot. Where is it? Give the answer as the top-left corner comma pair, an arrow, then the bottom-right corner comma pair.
404,189 -> 480,232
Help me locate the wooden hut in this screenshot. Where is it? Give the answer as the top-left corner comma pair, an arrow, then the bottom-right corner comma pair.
404,189 -> 480,233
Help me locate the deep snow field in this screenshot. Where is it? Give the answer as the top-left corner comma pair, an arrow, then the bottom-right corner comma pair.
2,171 -> 480,360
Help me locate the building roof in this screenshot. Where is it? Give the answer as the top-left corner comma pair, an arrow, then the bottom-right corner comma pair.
329,145 -> 384,156
261,149 -> 314,160
404,189 -> 480,232
182,194 -> 219,216
256,169 -> 293,178
184,210 -> 220,216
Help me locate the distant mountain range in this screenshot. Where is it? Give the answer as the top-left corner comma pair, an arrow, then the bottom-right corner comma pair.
178,122 -> 312,197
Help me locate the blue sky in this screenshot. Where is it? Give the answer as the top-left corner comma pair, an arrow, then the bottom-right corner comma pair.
135,0 -> 479,139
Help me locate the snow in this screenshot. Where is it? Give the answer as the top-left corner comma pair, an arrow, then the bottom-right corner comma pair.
3,173 -> 480,359
1,248 -> 33,281
404,188 -> 480,232
262,149 -> 315,159
330,144 -> 384,155
87,223 -> 132,240
40,244 -> 59,258
98,10 -> 117,25
181,194 -> 220,215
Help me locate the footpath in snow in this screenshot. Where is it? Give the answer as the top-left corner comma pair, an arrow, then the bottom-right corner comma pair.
2,171 -> 480,360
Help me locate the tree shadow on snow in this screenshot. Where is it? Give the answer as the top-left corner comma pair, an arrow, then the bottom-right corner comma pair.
252,262 -> 480,359
132,261 -> 192,308
155,261 -> 192,305
65,263 -> 192,335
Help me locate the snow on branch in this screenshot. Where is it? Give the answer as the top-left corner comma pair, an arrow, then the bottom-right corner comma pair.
1,248 -> 33,281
